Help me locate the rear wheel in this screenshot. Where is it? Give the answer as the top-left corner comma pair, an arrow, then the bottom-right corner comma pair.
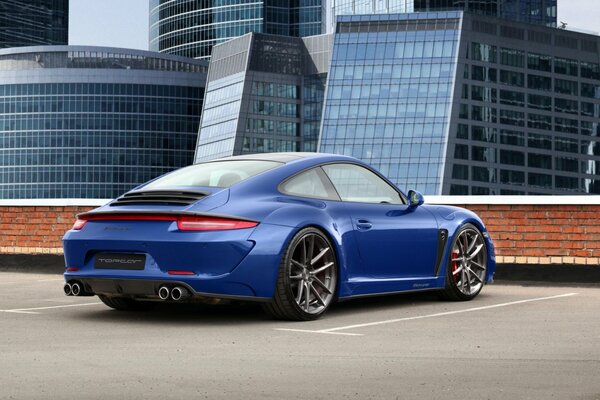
263,227 -> 337,321
441,224 -> 487,301
98,295 -> 156,311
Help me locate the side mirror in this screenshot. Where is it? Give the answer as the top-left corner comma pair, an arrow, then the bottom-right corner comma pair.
408,190 -> 424,207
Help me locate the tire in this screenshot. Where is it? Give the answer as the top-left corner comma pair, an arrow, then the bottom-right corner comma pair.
263,227 -> 338,321
441,223 -> 488,301
98,295 -> 156,311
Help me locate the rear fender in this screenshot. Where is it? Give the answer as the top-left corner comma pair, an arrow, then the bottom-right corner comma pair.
250,204 -> 356,298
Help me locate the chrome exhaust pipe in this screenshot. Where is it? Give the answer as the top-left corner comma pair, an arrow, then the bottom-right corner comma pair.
71,282 -> 82,296
158,286 -> 170,300
171,286 -> 190,301
63,283 -> 73,296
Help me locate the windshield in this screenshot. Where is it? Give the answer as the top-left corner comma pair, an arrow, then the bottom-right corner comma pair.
143,160 -> 282,189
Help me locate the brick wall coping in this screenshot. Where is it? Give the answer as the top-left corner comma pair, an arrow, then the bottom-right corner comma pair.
425,196 -> 600,205
0,196 -> 599,207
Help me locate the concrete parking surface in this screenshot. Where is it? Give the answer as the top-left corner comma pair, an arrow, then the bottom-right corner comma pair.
1,271 -> 599,400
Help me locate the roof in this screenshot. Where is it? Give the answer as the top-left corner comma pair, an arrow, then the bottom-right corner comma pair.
214,152 -> 351,163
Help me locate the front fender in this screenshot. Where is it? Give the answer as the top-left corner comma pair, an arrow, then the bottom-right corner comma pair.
428,205 -> 496,284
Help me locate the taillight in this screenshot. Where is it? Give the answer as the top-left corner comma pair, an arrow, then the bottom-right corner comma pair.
71,213 -> 258,232
72,219 -> 87,230
177,216 -> 258,231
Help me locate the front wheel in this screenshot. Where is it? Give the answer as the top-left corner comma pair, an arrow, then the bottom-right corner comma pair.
441,224 -> 488,301
263,227 -> 338,321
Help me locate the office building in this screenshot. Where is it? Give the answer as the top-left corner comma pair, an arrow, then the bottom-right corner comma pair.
0,0 -> 69,48
194,33 -> 332,161
0,46 -> 207,199
150,0 -> 325,59
196,11 -> 600,195
413,0 -> 557,27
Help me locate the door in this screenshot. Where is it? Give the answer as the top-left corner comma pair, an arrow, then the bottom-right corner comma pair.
322,163 -> 439,278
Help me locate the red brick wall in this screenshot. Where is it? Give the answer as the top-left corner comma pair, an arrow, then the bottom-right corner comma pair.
1,204 -> 599,264
0,206 -> 92,254
464,204 -> 600,265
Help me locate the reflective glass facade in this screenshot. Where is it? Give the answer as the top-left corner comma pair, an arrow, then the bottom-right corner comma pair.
0,0 -> 68,48
150,0 -> 324,60
320,13 -> 460,194
325,0 -> 414,31
196,12 -> 600,195
0,46 -> 208,199
414,0 -> 557,27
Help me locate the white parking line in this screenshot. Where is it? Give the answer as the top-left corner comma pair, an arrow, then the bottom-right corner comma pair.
0,302 -> 102,315
275,293 -> 578,336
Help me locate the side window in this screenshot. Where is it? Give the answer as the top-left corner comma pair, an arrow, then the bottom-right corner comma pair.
322,164 -> 403,204
280,168 -> 336,200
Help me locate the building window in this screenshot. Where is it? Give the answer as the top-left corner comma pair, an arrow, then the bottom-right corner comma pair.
555,137 -> 579,153
472,105 -> 497,123
555,98 -> 579,115
452,164 -> 469,180
499,90 -> 524,106
500,70 -> 525,87
454,144 -> 469,160
472,65 -> 497,82
581,82 -> 600,98
527,52 -> 552,72
555,175 -> 579,190
555,157 -> 579,173
500,150 -> 525,166
527,113 -> 552,130
472,146 -> 496,163
472,85 -> 497,102
528,153 -> 552,169
581,102 -> 597,117
555,117 -> 579,134
471,42 -> 497,63
450,184 -> 469,195
528,133 -> 552,149
499,48 -> 525,68
554,79 -> 578,96
527,94 -> 552,110
554,57 -> 579,77
528,172 -> 552,188
472,126 -> 497,143
528,74 -> 552,91
500,129 -> 524,146
500,109 -> 525,126
580,62 -> 600,80
500,169 -> 525,185
456,124 -> 469,139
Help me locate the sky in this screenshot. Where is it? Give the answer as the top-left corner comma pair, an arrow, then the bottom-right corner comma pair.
69,0 -> 600,50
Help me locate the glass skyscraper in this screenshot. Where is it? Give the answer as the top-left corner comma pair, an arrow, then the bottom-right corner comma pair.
413,0 -> 557,27
0,46 -> 207,199
320,13 -> 459,194
150,0 -> 325,60
0,0 -> 68,48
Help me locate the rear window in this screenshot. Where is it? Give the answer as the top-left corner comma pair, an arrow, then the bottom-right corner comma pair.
143,160 -> 281,189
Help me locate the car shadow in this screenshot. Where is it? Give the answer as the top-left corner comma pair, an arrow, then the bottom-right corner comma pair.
69,289 -> 479,327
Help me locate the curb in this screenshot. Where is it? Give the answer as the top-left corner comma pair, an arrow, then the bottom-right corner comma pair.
494,263 -> 600,284
0,254 -> 65,274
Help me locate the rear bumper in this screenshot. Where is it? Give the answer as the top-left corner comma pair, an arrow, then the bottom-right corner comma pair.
65,277 -> 270,302
63,222 -> 298,299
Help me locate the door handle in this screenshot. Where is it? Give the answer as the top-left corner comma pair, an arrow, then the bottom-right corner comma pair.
356,219 -> 372,231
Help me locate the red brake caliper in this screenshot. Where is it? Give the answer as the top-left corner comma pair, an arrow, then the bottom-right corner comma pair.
452,249 -> 460,282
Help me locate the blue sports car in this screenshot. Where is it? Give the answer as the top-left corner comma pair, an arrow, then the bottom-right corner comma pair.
63,153 -> 495,320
